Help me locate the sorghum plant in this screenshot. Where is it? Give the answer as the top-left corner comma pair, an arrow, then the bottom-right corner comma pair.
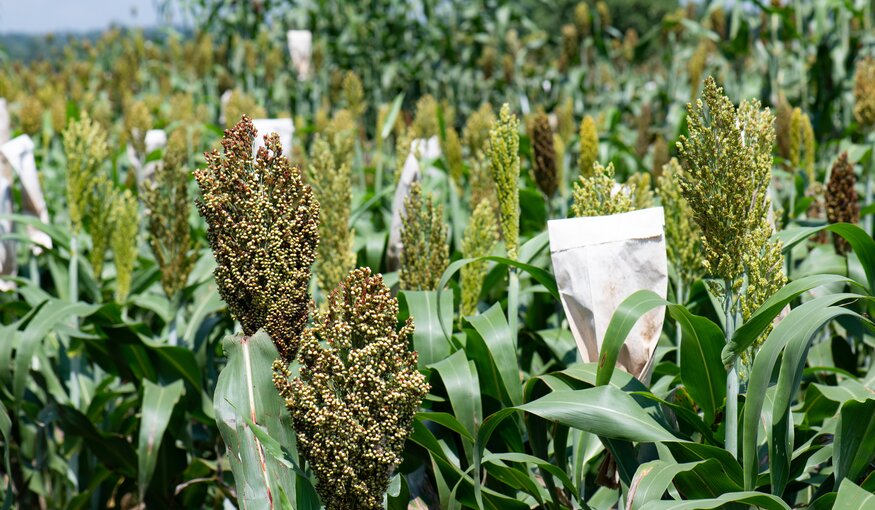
461,199 -> 499,317
224,90 -> 265,128
308,135 -> 355,294
141,129 -> 196,299
123,99 -> 153,159
489,104 -> 520,260
273,268 -> 429,510
788,107 -> 815,181
626,172 -> 654,210
651,135 -> 669,179
194,116 -> 319,360
530,111 -> 558,198
578,114 -> 598,178
677,76 -> 785,456
341,71 -> 365,118
412,94 -> 439,139
826,152 -> 859,255
399,182 -> 449,291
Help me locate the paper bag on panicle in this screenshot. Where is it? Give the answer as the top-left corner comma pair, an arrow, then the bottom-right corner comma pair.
548,207 -> 668,384
127,129 -> 167,185
0,135 -> 51,254
386,137 -> 441,271
286,30 -> 313,79
0,175 -> 15,291
252,118 -> 294,158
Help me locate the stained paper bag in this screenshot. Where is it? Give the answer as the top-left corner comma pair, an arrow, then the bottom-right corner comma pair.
386,137 -> 441,271
0,175 -> 15,291
0,135 -> 51,253
127,129 -> 167,185
286,30 -> 312,79
252,118 -> 294,157
548,207 -> 668,383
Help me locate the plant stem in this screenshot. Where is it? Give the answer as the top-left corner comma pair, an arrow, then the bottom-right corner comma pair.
508,268 -> 520,349
723,280 -> 739,459
168,291 -> 180,347
69,234 -> 81,408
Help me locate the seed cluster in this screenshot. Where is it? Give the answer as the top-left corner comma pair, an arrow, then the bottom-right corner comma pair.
677,76 -> 786,342
461,199 -> 499,316
142,129 -> 196,299
826,152 -> 859,256
464,103 -> 495,155
194,115 -> 319,360
308,134 -> 355,294
531,111 -> 558,198
111,190 -> 139,302
572,161 -> 634,217
657,158 -> 704,291
854,56 -> 875,128
578,114 -> 598,178
489,104 -> 521,260
399,182 -> 449,291
273,268 -> 429,510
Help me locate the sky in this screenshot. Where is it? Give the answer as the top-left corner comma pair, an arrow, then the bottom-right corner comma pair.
0,0 -> 184,34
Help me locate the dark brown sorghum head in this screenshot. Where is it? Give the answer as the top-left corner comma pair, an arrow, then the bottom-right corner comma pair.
531,111 -> 558,198
826,152 -> 860,256
194,116 -> 319,360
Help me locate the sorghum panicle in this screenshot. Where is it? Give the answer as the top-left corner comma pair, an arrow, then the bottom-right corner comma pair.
142,129 -> 196,299
658,158 -> 704,292
578,115 -> 598,178
461,199 -> 499,317
194,116 -> 319,360
854,57 -> 875,128
399,182 -> 449,291
273,268 -> 429,510
111,190 -> 139,303
63,113 -> 109,234
308,135 -> 355,294
826,152 -> 860,255
572,162 -> 634,217
531,111 -> 558,198
489,104 -> 521,260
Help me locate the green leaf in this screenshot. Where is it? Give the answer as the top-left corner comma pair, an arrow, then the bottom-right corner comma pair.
138,379 -> 184,500
596,290 -> 667,387
16,300 -> 100,403
399,290 -> 453,368
835,398 -> 875,487
778,224 -> 875,292
675,308 -> 725,424
416,412 -> 475,442
834,479 -> 875,509
627,460 -> 705,510
380,93 -> 404,139
638,491 -> 790,510
213,331 -> 298,510
743,296 -> 862,490
430,350 -> 482,460
516,386 -> 677,442
465,303 -> 522,406
725,274 -> 851,364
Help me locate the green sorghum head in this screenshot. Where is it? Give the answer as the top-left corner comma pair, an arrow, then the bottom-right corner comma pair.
461,199 -> 498,316
488,103 -> 521,260
399,182 -> 449,291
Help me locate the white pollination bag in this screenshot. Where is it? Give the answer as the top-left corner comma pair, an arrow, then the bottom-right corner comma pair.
252,118 -> 294,157
548,207 -> 668,383
0,175 -> 15,291
286,30 -> 313,79
127,129 -> 167,185
386,137 -> 441,271
0,135 -> 52,253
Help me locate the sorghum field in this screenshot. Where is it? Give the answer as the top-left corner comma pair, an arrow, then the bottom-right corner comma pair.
1,1 -> 875,508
